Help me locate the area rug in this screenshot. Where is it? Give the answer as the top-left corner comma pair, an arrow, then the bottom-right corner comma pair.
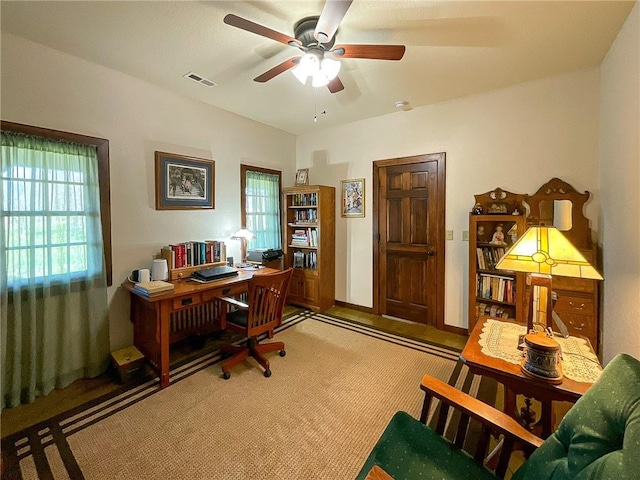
2,310 -> 493,480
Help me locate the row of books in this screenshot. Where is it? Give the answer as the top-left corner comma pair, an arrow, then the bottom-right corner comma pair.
476,273 -> 516,304
160,241 -> 227,270
292,209 -> 318,223
134,280 -> 174,297
475,302 -> 511,320
290,228 -> 318,247
290,193 -> 318,207
476,246 -> 507,270
293,250 -> 317,269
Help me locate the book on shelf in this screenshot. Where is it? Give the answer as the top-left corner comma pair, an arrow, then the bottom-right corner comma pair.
133,280 -> 175,296
476,248 -> 485,270
291,229 -> 310,246
161,241 -> 227,269
160,246 -> 175,270
292,250 -> 317,269
294,209 -> 317,223
475,302 -> 510,320
291,192 -> 317,206
476,246 -> 507,270
476,273 -> 516,303
290,228 -> 318,247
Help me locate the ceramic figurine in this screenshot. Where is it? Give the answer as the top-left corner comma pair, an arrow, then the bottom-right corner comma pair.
491,225 -> 507,245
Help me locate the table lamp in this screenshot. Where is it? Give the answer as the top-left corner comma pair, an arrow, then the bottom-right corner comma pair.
495,225 -> 603,381
231,228 -> 255,265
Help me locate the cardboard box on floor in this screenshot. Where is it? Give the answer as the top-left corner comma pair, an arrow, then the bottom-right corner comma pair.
110,346 -> 145,384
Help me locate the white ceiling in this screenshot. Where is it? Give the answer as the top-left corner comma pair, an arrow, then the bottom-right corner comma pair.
1,1 -> 634,135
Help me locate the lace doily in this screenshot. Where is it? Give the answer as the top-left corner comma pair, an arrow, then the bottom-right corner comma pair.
478,318 -> 602,383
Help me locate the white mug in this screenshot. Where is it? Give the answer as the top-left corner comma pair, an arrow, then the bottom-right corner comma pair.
131,268 -> 150,283
152,259 -> 168,281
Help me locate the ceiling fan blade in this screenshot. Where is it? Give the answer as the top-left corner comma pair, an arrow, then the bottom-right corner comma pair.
314,0 -> 353,44
332,44 -> 406,60
327,76 -> 344,94
224,14 -> 302,47
253,57 -> 300,83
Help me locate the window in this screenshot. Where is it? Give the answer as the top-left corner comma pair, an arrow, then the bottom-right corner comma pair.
1,122 -> 112,286
241,165 -> 282,250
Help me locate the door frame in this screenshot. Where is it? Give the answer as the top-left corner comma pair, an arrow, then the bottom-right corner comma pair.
372,152 -> 446,330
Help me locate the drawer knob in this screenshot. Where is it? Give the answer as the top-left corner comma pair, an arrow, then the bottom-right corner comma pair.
569,301 -> 585,310
181,297 -> 193,306
568,319 -> 586,330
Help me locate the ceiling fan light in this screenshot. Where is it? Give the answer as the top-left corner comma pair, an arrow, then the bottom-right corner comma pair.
291,64 -> 309,85
312,71 -> 330,88
299,53 -> 320,75
321,58 -> 341,81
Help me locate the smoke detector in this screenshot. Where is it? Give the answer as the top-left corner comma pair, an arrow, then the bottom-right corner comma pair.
394,100 -> 412,111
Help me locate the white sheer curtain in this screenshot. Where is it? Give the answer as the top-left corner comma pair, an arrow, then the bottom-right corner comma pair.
245,170 -> 281,250
1,132 -> 109,410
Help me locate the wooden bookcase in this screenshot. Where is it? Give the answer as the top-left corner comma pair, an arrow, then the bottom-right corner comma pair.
283,185 -> 335,312
468,188 -> 527,333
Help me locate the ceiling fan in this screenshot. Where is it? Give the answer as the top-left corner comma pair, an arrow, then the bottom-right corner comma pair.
224,0 -> 405,93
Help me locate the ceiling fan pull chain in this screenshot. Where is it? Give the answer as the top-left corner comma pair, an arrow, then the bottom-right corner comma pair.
314,89 -> 318,123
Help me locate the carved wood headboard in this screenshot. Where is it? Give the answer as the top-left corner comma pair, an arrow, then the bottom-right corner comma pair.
525,178 -> 592,250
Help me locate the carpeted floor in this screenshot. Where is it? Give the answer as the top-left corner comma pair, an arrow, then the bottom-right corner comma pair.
1,310 -> 495,479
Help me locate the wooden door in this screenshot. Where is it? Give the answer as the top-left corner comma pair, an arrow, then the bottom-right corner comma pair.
373,153 -> 445,327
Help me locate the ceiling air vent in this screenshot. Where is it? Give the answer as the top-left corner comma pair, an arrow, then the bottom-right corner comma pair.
183,72 -> 217,87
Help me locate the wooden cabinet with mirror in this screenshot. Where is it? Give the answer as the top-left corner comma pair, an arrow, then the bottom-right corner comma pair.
525,178 -> 601,353
468,179 -> 602,354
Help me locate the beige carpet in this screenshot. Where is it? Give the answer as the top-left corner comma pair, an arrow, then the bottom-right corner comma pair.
9,312 -> 476,479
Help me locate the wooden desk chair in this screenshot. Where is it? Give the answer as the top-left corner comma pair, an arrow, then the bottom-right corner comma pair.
217,268 -> 293,379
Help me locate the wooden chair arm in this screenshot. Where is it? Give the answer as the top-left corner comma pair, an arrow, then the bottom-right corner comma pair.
420,374 -> 543,451
419,374 -> 544,478
216,296 -> 249,309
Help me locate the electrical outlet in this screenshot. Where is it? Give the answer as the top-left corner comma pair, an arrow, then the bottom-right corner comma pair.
446,230 -> 454,241
462,230 -> 469,241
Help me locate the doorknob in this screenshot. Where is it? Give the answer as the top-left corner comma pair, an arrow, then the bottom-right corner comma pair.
427,250 -> 435,257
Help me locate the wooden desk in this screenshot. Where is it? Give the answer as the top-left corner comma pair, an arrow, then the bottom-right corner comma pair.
461,316 -> 599,438
122,268 -> 277,388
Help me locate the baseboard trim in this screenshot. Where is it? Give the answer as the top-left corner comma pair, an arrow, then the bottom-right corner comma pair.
443,324 -> 468,336
334,300 -> 375,314
334,300 -> 468,337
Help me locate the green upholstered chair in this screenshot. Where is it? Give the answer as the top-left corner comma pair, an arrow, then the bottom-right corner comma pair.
356,353 -> 640,480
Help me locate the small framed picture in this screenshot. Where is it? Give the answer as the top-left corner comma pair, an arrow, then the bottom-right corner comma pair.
155,151 -> 215,210
341,178 -> 365,218
295,168 -> 309,186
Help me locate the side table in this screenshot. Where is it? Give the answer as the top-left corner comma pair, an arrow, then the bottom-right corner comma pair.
461,316 -> 601,438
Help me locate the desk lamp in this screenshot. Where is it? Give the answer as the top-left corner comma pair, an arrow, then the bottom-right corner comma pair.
495,226 -> 602,381
231,228 -> 255,265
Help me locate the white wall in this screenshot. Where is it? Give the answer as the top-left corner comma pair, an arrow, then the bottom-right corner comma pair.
5,16 -> 636,361
297,68 -> 601,329
1,33 -> 297,350
599,3 -> 640,363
